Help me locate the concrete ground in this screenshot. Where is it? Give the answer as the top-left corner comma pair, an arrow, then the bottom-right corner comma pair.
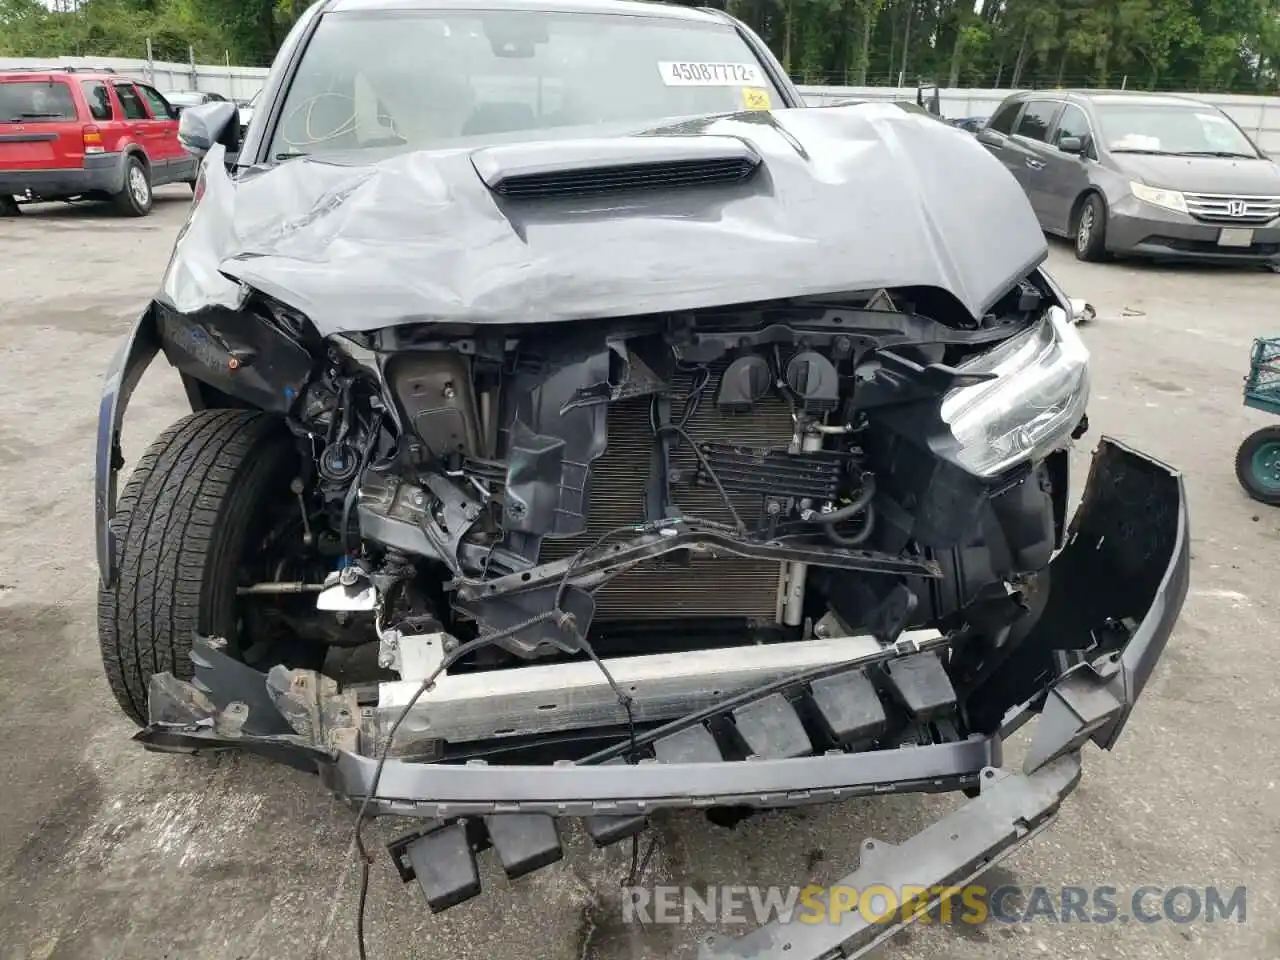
0,187 -> 1278,960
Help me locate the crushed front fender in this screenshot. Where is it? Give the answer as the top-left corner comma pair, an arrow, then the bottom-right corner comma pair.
964,436 -> 1190,766
95,306 -> 160,588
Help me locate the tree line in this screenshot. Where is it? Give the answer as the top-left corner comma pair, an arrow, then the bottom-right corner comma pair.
1,0 -> 1277,93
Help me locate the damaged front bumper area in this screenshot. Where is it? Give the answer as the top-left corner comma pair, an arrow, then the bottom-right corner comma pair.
135,437 -> 1187,959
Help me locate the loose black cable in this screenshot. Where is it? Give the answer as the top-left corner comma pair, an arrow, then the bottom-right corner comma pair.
355,859 -> 371,959
352,619 -> 557,958
654,423 -> 745,534
552,521 -> 674,613
675,365 -> 712,429
577,628 -> 951,767
354,522 -> 660,957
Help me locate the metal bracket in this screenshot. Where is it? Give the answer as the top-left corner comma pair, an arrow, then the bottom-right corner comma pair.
316,566 -> 378,612
378,627 -> 449,679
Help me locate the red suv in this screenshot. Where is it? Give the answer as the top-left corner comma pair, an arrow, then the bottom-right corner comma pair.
0,66 -> 198,217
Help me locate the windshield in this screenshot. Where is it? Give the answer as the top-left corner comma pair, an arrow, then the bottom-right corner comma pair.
1095,102 -> 1260,157
268,9 -> 782,159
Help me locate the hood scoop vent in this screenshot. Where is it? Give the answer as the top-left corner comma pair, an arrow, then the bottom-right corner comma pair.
471,136 -> 761,199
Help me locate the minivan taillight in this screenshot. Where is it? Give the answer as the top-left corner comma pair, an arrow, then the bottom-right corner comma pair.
82,125 -> 104,155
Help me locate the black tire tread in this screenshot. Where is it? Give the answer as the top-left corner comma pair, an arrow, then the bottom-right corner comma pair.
112,156 -> 151,217
1074,193 -> 1108,262
98,409 -> 290,724
1235,425 -> 1280,507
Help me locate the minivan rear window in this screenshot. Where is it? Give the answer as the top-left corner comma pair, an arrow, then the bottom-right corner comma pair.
0,80 -> 78,122
986,100 -> 1022,135
1015,101 -> 1059,142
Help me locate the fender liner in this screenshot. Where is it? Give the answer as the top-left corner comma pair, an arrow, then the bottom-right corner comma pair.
95,304 -> 161,588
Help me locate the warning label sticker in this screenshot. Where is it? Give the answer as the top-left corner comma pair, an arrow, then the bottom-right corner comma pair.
658,61 -> 765,87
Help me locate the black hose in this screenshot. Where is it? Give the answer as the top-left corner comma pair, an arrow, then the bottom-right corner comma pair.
808,475 -> 876,547
809,476 -> 876,525
824,502 -> 876,547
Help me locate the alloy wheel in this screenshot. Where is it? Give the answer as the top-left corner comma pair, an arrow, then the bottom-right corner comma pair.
1076,206 -> 1094,253
129,166 -> 151,207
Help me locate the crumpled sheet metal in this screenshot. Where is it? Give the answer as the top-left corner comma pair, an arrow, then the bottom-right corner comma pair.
162,103 -> 1048,335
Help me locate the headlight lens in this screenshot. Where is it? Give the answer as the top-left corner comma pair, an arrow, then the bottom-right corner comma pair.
1130,181 -> 1188,214
938,306 -> 1090,478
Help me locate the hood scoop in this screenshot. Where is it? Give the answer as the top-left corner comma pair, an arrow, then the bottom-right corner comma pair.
471,136 -> 761,199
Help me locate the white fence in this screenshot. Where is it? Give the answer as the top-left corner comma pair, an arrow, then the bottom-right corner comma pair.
799,85 -> 1280,156
0,55 -> 268,102
3,55 -> 1276,155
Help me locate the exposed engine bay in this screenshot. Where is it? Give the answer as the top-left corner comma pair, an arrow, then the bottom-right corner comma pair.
154,274 -> 1087,756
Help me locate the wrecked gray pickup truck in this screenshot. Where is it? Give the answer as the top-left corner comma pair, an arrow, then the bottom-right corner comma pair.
93,0 -> 1188,955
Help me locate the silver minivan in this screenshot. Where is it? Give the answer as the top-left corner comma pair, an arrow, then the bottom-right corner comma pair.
978,90 -> 1280,264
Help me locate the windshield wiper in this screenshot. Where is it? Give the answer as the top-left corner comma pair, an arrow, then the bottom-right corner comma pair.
1109,148 -> 1179,155
1171,150 -> 1258,159
274,152 -> 308,160
5,111 -> 67,121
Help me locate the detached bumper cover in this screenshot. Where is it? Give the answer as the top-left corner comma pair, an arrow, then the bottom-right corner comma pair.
700,755 -> 1080,960
133,437 -> 1187,958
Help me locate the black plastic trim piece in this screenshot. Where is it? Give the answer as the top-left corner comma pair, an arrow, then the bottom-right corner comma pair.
698,755 -> 1082,960
94,306 -> 160,587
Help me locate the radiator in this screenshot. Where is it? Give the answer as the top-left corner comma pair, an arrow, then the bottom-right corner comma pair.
539,364 -> 794,622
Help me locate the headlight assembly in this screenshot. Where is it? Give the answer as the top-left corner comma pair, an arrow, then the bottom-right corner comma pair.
937,306 -> 1090,478
1130,181 -> 1188,215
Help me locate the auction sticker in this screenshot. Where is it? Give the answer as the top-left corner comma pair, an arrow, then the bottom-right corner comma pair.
741,87 -> 772,110
658,61 -> 764,86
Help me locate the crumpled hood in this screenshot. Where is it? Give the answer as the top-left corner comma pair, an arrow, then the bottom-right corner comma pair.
161,102 -> 1048,336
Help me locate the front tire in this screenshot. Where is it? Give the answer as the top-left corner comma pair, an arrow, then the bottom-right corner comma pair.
1235,426 -> 1280,506
98,410 -> 297,725
113,156 -> 153,217
1073,194 -> 1108,262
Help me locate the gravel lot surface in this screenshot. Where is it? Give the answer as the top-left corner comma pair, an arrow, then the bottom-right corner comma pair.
0,187 -> 1277,960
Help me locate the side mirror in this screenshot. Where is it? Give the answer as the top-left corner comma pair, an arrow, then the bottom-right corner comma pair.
1058,135 -> 1084,155
178,101 -> 240,158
